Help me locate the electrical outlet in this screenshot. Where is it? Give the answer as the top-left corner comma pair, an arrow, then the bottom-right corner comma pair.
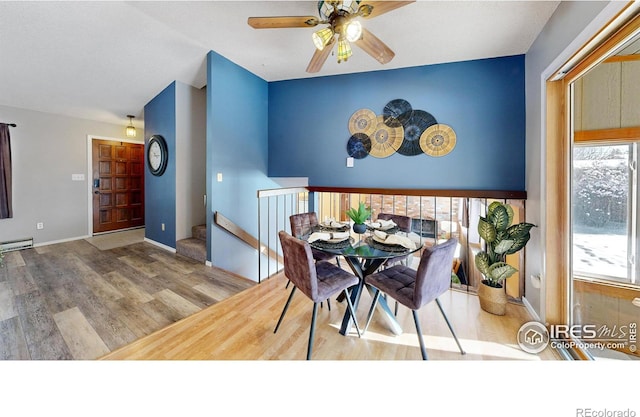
36,222 -> 44,230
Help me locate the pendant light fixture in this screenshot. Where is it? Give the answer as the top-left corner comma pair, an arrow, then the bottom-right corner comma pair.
344,20 -> 362,42
312,13 -> 361,63
337,36 -> 352,63
312,27 -> 334,50
125,115 -> 137,138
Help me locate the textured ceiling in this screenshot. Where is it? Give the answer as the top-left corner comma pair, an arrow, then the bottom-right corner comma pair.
0,1 -> 561,128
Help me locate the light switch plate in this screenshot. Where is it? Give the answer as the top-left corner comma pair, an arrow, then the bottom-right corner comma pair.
71,174 -> 85,181
346,157 -> 354,168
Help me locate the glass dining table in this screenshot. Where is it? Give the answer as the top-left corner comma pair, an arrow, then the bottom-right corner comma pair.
306,231 -> 422,336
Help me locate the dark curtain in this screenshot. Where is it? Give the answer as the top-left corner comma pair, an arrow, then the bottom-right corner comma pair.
0,123 -> 13,219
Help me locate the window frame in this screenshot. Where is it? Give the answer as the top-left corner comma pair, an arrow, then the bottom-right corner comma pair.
544,8 -> 640,326
571,141 -> 637,286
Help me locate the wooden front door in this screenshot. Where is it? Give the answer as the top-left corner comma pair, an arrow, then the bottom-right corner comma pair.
92,139 -> 144,233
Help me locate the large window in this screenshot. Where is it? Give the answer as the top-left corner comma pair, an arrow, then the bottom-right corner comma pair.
572,143 -> 636,285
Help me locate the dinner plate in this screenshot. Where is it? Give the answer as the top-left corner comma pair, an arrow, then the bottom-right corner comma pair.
319,225 -> 349,232
372,234 -> 415,249
321,223 -> 348,229
315,224 -> 349,233
322,237 -> 350,243
311,237 -> 354,250
372,224 -> 394,230
373,235 -> 396,245
366,224 -> 399,234
366,236 -> 411,253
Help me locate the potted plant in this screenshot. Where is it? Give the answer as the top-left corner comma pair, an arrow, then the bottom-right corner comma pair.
475,201 -> 536,315
346,202 -> 371,234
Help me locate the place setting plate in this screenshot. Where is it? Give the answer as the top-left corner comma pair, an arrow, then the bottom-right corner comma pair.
367,230 -> 417,253
366,224 -> 399,234
366,236 -> 408,253
310,236 -> 354,250
316,224 -> 350,233
315,220 -> 350,233
365,220 -> 399,234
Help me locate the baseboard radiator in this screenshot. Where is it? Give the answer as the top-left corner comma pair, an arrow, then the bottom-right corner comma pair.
1,237 -> 34,252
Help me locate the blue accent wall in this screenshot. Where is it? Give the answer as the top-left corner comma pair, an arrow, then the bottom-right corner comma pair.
268,55 -> 526,191
144,82 -> 177,247
207,51 -> 276,279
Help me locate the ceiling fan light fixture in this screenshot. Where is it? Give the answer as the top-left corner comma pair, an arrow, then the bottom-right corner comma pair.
344,20 -> 362,42
125,115 -> 136,138
337,37 -> 352,63
312,27 -> 334,50
248,0 -> 413,73
319,0 -> 361,20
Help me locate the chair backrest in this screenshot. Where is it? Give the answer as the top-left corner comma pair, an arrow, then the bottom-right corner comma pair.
377,212 -> 411,232
278,230 -> 318,300
289,212 -> 320,238
413,238 -> 458,308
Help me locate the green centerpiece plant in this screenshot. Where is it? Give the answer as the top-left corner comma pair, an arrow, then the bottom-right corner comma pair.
346,202 -> 371,234
475,201 -> 536,315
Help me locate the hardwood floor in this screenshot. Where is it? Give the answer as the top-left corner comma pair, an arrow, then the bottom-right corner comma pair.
1,237 -> 559,361
103,272 -> 560,361
0,239 -> 255,360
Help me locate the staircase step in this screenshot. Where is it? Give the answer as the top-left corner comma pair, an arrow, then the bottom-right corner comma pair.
192,224 -> 207,241
176,238 -> 207,263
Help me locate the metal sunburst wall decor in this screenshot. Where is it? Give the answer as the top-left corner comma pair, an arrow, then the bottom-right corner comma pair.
346,99 -> 456,159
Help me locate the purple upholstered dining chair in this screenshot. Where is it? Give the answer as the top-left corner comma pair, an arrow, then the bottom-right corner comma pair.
363,238 -> 465,360
376,212 -> 412,233
289,212 -> 341,264
376,213 -> 415,315
275,231 -> 361,360
289,212 -> 342,310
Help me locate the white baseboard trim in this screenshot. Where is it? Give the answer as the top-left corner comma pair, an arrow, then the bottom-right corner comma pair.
144,238 -> 176,253
33,235 -> 90,248
521,296 -> 541,322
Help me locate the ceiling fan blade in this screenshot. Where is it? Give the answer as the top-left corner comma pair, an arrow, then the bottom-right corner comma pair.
360,1 -> 415,19
354,28 -> 395,64
306,37 -> 336,73
248,16 -> 319,29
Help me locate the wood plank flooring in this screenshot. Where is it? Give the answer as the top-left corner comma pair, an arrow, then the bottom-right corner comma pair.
103,272 -> 561,361
1,237 -> 560,361
0,239 -> 255,360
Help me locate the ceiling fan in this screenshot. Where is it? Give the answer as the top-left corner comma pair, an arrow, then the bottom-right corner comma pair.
248,1 -> 415,73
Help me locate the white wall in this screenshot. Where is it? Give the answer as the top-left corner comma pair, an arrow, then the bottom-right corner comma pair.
0,104 -> 140,245
524,1 -> 625,319
176,83 -> 206,241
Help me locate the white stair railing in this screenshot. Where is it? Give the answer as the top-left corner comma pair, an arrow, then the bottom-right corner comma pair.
257,187 -> 309,282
